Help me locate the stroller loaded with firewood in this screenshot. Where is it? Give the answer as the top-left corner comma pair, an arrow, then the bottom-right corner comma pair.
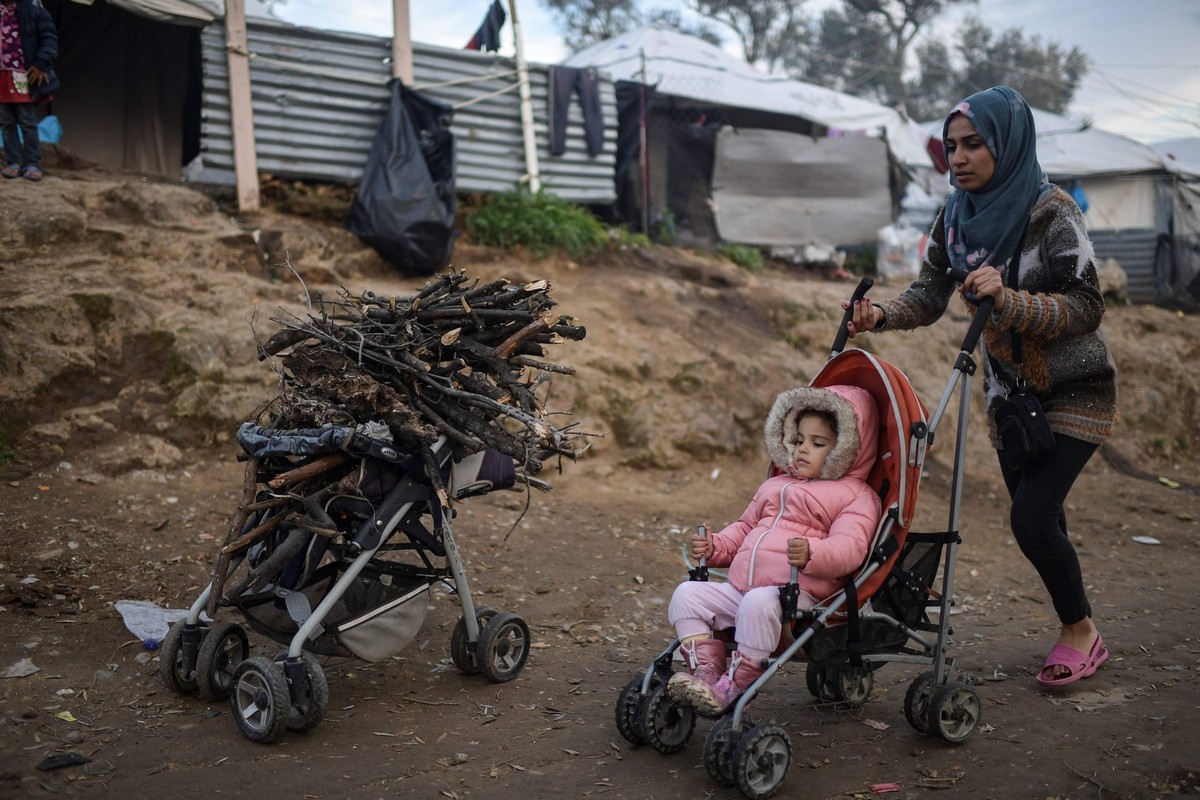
157,273 -> 587,743
615,278 -> 988,799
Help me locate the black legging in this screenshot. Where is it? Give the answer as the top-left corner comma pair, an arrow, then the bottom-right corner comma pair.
996,434 -> 1099,625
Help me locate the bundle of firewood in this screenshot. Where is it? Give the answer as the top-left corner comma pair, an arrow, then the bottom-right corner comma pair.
252,270 -> 588,480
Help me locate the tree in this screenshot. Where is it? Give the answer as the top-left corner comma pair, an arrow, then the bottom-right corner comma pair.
689,0 -> 809,72
948,17 -> 1088,115
844,0 -> 972,112
542,0 -> 722,53
542,0 -> 641,52
786,5 -> 895,102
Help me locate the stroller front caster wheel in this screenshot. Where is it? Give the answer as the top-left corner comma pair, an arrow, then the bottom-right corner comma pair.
273,652 -> 329,732
196,621 -> 249,701
703,713 -> 747,787
230,656 -> 290,743
903,671 -> 937,733
160,620 -> 203,695
477,611 -> 531,682
732,722 -> 792,800
449,606 -> 497,675
615,676 -> 649,746
635,681 -> 695,755
926,680 -> 981,744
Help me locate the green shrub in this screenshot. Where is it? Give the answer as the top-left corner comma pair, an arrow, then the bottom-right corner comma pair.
719,243 -> 765,272
465,190 -> 608,259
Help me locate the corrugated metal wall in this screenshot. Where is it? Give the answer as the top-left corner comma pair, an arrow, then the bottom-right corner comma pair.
1091,229 -> 1162,304
198,21 -> 616,203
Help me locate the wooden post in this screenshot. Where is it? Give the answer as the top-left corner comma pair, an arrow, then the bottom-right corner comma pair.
225,0 -> 260,212
508,0 -> 540,193
392,0 -> 413,84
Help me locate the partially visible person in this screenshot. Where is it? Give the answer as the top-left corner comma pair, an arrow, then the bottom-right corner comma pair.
844,85 -> 1118,688
0,0 -> 59,182
667,384 -> 881,715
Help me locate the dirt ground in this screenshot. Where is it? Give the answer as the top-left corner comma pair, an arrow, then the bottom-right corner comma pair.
1,164 -> 1198,800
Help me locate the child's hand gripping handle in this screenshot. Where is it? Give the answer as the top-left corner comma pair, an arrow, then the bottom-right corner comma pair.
778,539 -> 802,620
687,524 -> 709,582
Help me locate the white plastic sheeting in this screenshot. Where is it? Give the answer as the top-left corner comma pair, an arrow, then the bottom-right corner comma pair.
711,128 -> 893,246
562,27 -> 932,168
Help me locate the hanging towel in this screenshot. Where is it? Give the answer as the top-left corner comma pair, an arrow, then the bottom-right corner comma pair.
547,65 -> 604,157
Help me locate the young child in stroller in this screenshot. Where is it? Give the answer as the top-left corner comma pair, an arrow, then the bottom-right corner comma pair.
667,384 -> 882,716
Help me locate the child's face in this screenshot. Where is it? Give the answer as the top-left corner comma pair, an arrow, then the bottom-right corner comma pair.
787,414 -> 838,479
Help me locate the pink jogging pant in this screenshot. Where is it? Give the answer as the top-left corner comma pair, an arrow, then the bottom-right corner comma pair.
668,580 -> 816,663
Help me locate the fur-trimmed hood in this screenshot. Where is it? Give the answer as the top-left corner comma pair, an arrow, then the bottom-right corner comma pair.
764,384 -> 879,481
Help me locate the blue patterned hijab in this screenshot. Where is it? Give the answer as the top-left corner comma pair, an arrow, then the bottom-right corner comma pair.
942,86 -> 1051,275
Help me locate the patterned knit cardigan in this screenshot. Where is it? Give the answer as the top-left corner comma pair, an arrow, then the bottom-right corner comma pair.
876,186 -> 1119,445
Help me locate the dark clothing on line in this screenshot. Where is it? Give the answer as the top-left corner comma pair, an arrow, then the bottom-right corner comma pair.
548,65 -> 603,157
997,433 -> 1098,625
465,0 -> 505,53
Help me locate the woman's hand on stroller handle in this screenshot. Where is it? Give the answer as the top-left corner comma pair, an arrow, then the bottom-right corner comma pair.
835,278 -> 875,348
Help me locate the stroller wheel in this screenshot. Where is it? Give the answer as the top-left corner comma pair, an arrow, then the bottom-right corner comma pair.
903,671 -> 936,733
197,622 -> 249,701
230,656 -> 290,743
614,675 -> 649,746
732,722 -> 791,800
450,606 -> 497,675
805,663 -> 874,708
160,620 -> 202,695
926,680 -> 982,744
703,713 -> 747,787
636,681 -> 695,755
478,612 -> 531,682
274,652 -> 329,733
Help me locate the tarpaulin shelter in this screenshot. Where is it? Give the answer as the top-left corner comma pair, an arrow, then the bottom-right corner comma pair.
563,26 -> 933,248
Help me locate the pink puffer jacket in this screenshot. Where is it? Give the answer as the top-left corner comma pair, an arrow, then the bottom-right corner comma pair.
708,384 -> 881,601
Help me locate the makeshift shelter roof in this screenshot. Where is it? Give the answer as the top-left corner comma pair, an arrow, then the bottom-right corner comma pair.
1152,138 -> 1200,179
921,107 -> 1164,177
562,26 -> 931,167
65,0 -> 275,25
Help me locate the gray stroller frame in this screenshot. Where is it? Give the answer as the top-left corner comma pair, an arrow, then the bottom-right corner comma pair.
615,277 -> 993,799
159,426 -> 530,744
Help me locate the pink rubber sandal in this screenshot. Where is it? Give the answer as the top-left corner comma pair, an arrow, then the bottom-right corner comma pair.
1,164 -> 19,179
21,166 -> 43,182
1036,635 -> 1109,687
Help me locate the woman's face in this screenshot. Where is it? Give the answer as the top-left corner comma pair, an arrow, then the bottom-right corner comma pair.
945,114 -> 996,192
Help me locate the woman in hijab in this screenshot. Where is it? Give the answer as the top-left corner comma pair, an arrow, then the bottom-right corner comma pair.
844,86 -> 1118,688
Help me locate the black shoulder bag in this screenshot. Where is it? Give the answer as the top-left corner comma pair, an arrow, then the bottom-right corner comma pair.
991,229 -> 1056,471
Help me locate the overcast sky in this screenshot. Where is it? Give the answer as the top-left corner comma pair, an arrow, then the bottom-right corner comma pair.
273,0 -> 1200,145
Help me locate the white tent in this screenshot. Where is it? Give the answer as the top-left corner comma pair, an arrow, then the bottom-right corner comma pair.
1153,137 -> 1200,179
563,27 -> 931,168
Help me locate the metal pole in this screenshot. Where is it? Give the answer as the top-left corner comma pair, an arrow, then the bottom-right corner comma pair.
392,0 -> 413,84
508,0 -> 541,193
638,48 -> 649,234
224,0 -> 259,212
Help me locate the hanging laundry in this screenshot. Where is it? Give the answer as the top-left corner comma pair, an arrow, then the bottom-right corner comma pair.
547,65 -> 604,157
465,0 -> 506,52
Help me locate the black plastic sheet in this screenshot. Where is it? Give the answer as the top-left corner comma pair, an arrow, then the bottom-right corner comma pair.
345,80 -> 456,275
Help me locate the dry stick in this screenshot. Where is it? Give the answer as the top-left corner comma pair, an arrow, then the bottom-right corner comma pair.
267,452 -> 352,489
494,317 -> 551,359
411,396 -> 483,450
1062,762 -> 1111,795
208,457 -> 261,617
221,510 -> 289,555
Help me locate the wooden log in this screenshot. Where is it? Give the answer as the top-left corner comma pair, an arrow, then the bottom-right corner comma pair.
267,452 -> 352,489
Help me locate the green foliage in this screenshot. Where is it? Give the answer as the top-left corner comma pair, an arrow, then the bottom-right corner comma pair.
465,190 -> 607,259
613,226 -> 652,247
719,243 -> 765,272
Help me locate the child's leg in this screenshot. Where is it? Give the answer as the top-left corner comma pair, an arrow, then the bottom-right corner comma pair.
732,586 -> 788,662
668,580 -> 744,639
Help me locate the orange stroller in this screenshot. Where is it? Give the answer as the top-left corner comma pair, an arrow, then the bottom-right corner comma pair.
615,278 -> 988,799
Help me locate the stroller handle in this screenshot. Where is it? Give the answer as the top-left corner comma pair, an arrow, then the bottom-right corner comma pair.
831,277 -> 874,355
943,266 -> 996,354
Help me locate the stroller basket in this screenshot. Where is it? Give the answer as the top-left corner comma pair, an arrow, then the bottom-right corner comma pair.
234,561 -> 433,662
